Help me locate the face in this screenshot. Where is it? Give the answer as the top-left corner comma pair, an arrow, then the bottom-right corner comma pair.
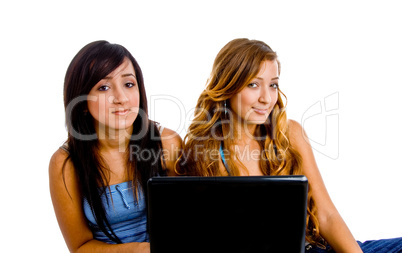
229,60 -> 279,126
87,57 -> 140,135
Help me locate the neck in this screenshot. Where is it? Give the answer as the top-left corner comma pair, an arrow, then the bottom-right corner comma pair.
96,126 -> 133,153
231,117 -> 258,145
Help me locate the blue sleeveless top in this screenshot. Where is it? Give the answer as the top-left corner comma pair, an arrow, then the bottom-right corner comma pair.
83,181 -> 149,243
60,123 -> 163,243
219,144 -> 231,175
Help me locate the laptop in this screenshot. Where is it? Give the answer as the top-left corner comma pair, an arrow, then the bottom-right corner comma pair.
147,176 -> 308,253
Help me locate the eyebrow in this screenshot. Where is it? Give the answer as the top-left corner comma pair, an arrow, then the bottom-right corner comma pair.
103,73 -> 136,79
255,76 -> 279,81
122,73 -> 136,78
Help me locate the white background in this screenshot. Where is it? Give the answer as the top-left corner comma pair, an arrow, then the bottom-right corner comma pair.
1,0 -> 401,251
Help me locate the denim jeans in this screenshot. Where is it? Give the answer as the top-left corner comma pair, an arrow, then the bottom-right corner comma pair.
305,237 -> 402,253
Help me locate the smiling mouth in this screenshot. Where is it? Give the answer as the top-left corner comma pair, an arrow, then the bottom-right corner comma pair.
113,109 -> 129,116
253,108 -> 269,115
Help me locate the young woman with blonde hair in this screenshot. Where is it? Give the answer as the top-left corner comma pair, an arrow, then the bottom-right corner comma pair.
178,38 -> 401,252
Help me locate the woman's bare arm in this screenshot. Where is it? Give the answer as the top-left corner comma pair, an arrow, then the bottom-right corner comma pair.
288,120 -> 362,253
49,148 -> 150,253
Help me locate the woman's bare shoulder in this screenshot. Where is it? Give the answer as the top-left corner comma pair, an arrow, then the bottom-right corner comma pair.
287,119 -> 310,146
287,119 -> 303,134
49,147 -> 76,183
160,127 -> 182,147
160,127 -> 182,175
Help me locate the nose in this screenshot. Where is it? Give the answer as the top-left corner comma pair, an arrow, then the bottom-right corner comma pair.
111,86 -> 129,104
258,85 -> 271,104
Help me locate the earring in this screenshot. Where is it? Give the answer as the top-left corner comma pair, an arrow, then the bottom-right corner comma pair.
224,100 -> 228,117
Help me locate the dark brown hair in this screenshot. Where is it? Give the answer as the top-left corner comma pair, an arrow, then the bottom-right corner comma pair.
63,40 -> 164,243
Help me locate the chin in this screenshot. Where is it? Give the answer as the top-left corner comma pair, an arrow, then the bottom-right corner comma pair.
248,117 -> 269,125
113,120 -> 135,130
249,121 -> 266,126
244,121 -> 266,126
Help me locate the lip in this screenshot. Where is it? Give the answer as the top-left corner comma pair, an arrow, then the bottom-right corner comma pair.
253,107 -> 269,115
112,109 -> 129,116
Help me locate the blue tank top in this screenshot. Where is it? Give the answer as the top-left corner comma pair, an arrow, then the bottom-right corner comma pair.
219,144 -> 231,175
83,181 -> 148,243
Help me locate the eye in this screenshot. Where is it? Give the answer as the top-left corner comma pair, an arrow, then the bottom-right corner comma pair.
270,83 -> 279,89
98,85 -> 110,91
125,82 -> 136,88
248,83 -> 258,88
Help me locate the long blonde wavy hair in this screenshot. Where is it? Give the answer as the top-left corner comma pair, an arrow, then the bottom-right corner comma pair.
177,38 -> 324,246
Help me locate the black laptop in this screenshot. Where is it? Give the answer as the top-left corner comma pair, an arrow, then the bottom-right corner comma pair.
147,176 -> 308,253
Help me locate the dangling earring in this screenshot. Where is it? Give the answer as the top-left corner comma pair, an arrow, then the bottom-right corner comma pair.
224,100 -> 228,117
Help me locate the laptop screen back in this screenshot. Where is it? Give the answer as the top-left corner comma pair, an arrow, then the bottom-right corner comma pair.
147,176 -> 308,253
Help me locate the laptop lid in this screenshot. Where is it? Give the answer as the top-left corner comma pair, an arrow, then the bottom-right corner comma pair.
147,175 -> 308,253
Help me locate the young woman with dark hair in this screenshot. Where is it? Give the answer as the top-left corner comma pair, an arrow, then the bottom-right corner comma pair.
49,40 -> 181,252
178,38 -> 402,252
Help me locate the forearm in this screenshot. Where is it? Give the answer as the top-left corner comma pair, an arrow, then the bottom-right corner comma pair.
319,212 -> 362,253
76,240 -> 150,253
